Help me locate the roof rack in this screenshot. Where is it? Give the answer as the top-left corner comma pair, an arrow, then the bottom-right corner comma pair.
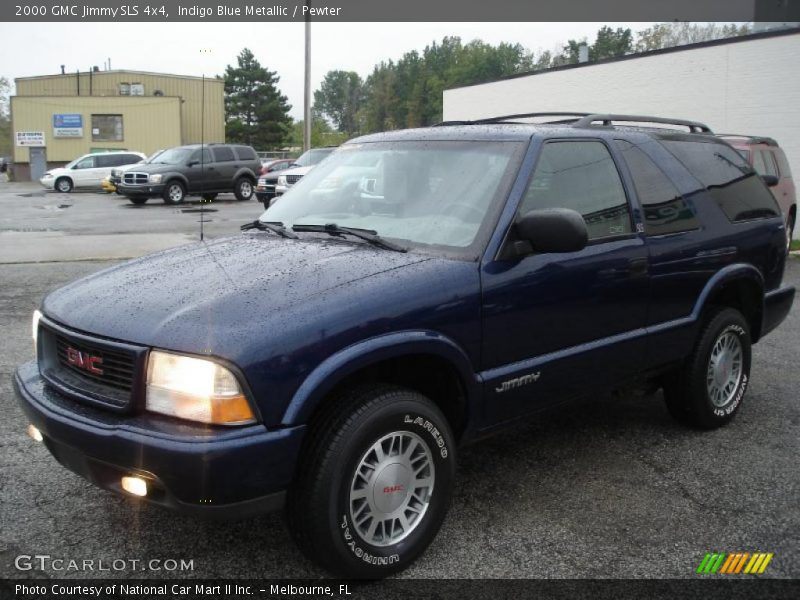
434,112 -> 591,127
716,133 -> 778,147
572,114 -> 713,134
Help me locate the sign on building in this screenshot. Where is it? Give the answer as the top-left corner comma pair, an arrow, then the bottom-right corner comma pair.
53,114 -> 84,138
15,131 -> 46,147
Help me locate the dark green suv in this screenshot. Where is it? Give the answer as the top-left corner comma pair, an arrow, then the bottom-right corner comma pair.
117,143 -> 261,205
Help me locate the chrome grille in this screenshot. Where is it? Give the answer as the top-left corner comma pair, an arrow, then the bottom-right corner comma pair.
286,175 -> 302,185
123,172 -> 149,185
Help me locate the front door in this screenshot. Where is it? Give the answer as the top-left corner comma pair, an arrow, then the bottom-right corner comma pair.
480,139 -> 649,425
29,147 -> 47,181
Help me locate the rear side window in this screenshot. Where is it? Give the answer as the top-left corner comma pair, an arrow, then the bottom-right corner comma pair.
615,140 -> 699,235
662,140 -> 780,222
122,154 -> 142,165
234,146 -> 257,161
95,154 -> 117,168
760,150 -> 779,178
212,146 -> 235,162
520,140 -> 632,240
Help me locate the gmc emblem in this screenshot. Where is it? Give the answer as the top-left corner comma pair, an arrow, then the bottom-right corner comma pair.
66,347 -> 104,375
383,485 -> 404,494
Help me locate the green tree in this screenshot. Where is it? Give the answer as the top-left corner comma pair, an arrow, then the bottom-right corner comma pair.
313,70 -> 364,134
591,26 -> 633,60
0,76 -> 11,157
635,22 -> 751,52
223,48 -> 292,149
288,119 -> 349,148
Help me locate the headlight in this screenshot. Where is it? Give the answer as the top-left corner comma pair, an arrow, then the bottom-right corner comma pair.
149,174 -> 163,183
32,310 -> 42,355
42,173 -> 53,178
277,175 -> 287,186
145,350 -> 256,426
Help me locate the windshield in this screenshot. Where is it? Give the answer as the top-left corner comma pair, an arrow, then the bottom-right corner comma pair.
294,148 -> 335,167
144,149 -> 165,164
261,140 -> 523,253
152,147 -> 192,164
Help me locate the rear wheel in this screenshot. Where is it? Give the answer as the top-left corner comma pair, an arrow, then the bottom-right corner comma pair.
55,177 -> 73,193
663,307 -> 751,429
162,181 -> 186,204
234,177 -> 254,201
288,385 -> 456,578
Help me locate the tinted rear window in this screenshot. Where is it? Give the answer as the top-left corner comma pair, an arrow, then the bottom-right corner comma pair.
615,140 -> 699,235
212,146 -> 235,162
234,146 -> 257,161
662,140 -> 780,222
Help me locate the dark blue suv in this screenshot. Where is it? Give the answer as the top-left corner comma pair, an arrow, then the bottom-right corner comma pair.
14,113 -> 795,578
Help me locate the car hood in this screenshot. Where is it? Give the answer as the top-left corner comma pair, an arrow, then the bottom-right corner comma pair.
282,166 -> 314,177
42,234 -> 432,358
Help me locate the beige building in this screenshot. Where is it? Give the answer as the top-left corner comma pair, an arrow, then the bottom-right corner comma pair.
11,69 -> 225,180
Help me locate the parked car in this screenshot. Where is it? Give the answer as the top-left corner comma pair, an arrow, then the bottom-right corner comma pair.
718,134 -> 796,251
116,143 -> 261,205
102,149 -> 165,194
40,151 -> 146,193
273,147 -> 337,199
15,113 -> 794,578
260,158 -> 294,176
255,158 -> 297,208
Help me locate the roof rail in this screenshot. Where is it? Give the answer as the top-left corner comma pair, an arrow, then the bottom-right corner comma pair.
434,112 -> 592,127
716,133 -> 778,147
572,114 -> 713,134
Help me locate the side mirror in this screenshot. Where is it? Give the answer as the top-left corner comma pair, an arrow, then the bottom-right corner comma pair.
516,208 -> 588,254
761,174 -> 779,187
187,160 -> 199,167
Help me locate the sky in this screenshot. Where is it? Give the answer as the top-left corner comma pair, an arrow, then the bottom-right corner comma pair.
0,22 -> 657,119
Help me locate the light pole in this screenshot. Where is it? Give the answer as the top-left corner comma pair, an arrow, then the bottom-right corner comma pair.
303,2 -> 311,152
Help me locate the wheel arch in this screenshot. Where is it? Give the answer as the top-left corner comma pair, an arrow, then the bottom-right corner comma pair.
233,168 -> 257,183
693,264 -> 765,342
280,331 -> 480,440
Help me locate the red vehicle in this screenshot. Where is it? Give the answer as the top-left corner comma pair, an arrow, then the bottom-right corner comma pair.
260,158 -> 294,176
719,134 -> 796,251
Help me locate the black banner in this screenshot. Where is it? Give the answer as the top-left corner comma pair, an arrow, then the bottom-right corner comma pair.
3,579 -> 800,600
2,0 -> 800,22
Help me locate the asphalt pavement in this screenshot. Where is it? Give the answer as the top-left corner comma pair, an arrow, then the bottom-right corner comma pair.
0,182 -> 798,580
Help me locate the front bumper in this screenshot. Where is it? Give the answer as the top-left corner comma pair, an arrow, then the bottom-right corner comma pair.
39,177 -> 55,189
116,183 -> 165,198
14,361 -> 305,519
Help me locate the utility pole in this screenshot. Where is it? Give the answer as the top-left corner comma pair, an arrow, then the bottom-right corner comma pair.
303,2 -> 311,151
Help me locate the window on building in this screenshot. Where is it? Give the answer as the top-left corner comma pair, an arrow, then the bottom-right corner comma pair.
663,140 -> 780,222
91,115 -> 124,142
615,140 -> 699,235
118,83 -> 130,96
519,140 -> 632,240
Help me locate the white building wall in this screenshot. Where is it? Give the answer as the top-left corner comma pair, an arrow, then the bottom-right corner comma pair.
444,32 -> 800,221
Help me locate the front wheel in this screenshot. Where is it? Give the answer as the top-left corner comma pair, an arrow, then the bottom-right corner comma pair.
234,177 -> 254,201
162,181 -> 186,204
55,177 -> 73,193
663,307 -> 752,429
288,385 -> 456,578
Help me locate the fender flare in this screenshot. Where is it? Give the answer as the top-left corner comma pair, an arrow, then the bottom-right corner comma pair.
280,331 -> 480,427
691,263 -> 765,339
162,173 -> 190,190
233,168 -> 256,182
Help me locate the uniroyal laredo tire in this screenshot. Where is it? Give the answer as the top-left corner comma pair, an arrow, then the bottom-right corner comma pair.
287,384 -> 456,578
663,307 -> 752,429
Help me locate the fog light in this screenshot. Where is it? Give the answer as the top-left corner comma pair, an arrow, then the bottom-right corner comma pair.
26,424 -> 43,442
121,476 -> 148,497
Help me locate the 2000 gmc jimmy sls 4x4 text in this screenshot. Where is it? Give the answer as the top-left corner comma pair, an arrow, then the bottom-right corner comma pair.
15,113 -> 795,577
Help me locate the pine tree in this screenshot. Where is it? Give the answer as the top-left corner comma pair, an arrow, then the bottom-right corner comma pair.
223,48 -> 292,149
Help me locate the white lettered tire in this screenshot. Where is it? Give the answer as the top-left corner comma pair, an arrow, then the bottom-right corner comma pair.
288,385 -> 456,578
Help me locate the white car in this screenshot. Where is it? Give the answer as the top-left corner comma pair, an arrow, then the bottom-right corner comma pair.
40,151 -> 146,193
273,147 -> 337,198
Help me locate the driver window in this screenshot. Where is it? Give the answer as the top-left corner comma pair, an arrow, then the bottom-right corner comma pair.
519,141 -> 632,240
75,157 -> 95,169
190,149 -> 212,164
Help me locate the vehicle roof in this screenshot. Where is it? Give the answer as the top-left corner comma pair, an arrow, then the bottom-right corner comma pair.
348,124 -> 719,145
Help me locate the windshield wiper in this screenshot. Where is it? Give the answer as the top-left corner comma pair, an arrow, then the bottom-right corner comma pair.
291,223 -> 407,252
241,220 -> 299,239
